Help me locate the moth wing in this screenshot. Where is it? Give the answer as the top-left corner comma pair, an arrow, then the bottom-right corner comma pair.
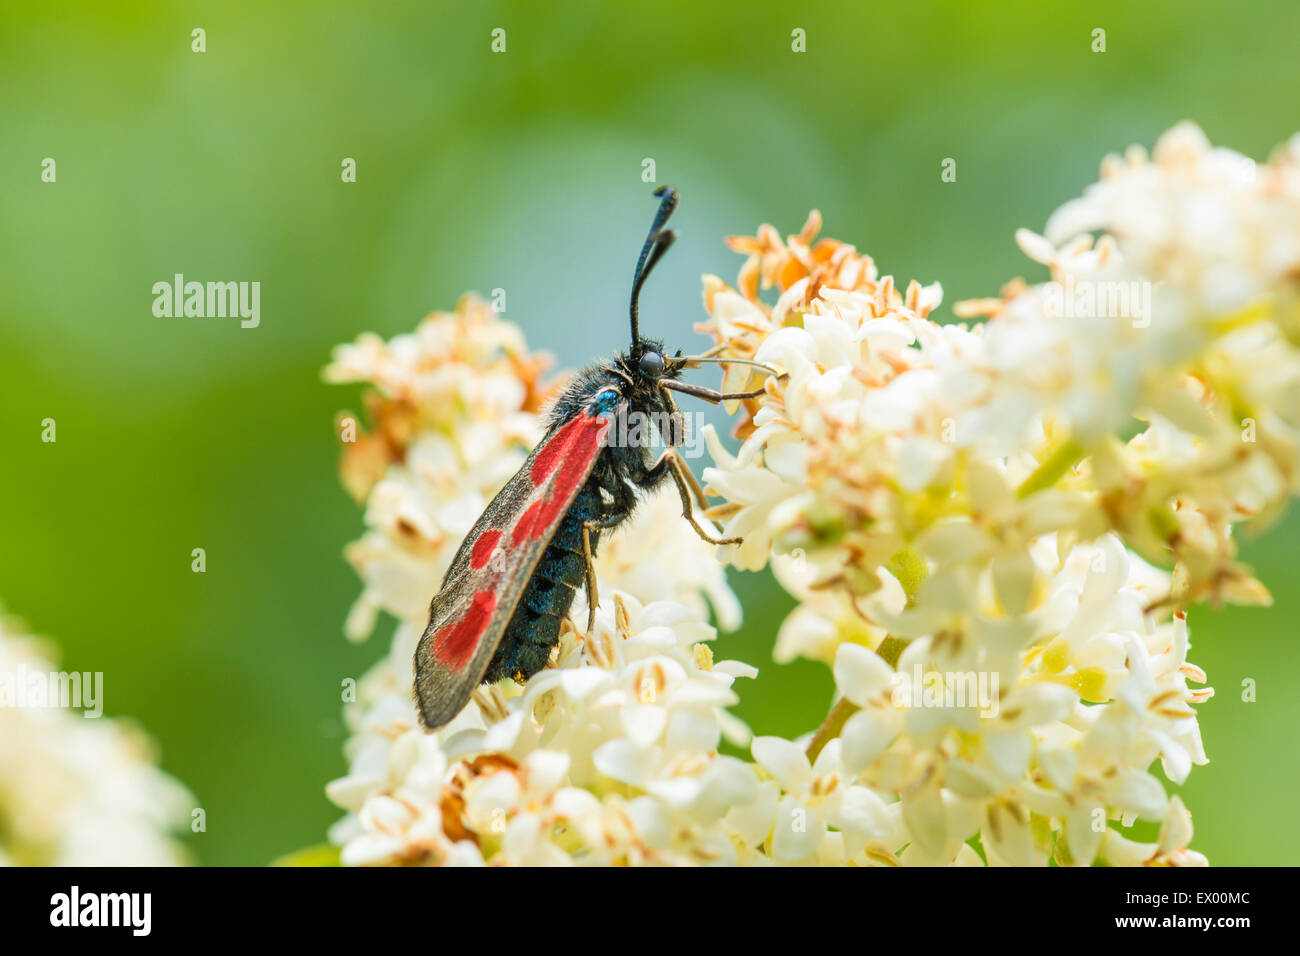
414,411 -> 612,729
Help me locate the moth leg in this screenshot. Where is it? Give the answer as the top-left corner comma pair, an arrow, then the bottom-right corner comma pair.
581,520 -> 599,634
657,386 -> 686,451
578,479 -> 642,631
665,453 -> 743,546
660,379 -> 781,404
667,447 -> 710,510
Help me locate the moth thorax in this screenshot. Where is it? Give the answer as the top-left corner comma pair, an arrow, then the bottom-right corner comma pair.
611,403 -> 685,452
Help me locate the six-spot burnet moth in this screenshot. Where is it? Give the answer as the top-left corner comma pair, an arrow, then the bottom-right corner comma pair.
414,185 -> 785,730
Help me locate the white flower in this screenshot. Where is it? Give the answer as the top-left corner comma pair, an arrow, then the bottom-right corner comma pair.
1098,796 -> 1207,867
0,611 -> 193,866
734,735 -> 900,865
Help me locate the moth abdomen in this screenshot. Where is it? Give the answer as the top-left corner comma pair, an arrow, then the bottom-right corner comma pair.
483,503 -> 600,684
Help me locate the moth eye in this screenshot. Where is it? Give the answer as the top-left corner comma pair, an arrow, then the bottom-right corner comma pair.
638,351 -> 665,377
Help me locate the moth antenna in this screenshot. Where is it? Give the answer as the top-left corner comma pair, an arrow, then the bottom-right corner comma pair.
633,186 -> 679,280
630,185 -> 679,345
630,231 -> 675,342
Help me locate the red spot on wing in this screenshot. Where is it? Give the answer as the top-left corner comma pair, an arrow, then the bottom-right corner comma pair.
513,414 -> 610,546
470,529 -> 502,569
531,413 -> 605,483
431,589 -> 498,670
512,499 -> 548,546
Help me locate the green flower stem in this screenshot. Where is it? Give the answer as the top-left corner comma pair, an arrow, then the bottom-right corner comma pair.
1017,438 -> 1084,499
804,547 -> 924,765
876,635 -> 909,668
805,696 -> 860,764
885,547 -> 927,607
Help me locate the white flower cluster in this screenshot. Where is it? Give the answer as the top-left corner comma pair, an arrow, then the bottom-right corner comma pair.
325,125 -> 1298,865
0,611 -> 192,866
324,299 -> 751,865
811,535 -> 1210,866
329,592 -> 760,866
323,295 -> 550,637
692,123 -> 1300,864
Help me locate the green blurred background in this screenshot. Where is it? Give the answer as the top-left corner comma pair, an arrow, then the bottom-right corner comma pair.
2,0 -> 1297,865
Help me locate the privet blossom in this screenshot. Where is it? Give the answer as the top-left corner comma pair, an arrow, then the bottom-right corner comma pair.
0,611 -> 193,866
326,124 -> 1300,865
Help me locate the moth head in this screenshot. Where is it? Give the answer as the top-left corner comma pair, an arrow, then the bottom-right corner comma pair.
625,338 -> 686,384
637,349 -> 665,378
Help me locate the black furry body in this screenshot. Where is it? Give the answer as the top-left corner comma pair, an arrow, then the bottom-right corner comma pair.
481,344 -> 686,683
480,485 -> 598,682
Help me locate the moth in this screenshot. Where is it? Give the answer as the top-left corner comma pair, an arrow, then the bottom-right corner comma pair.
414,186 -> 780,730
